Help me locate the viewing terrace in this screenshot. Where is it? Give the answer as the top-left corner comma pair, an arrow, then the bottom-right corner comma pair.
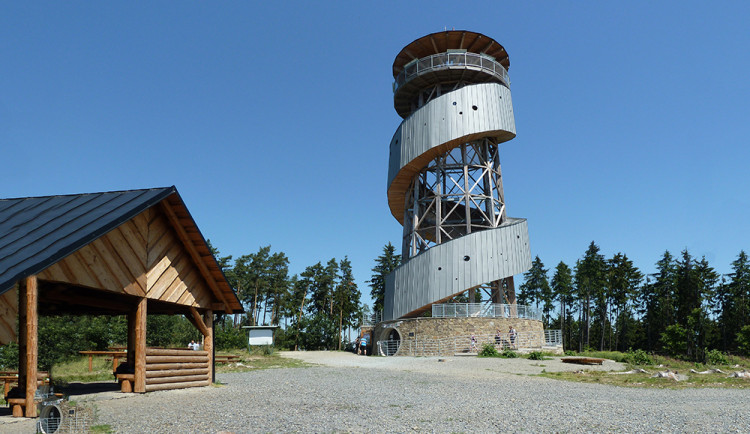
393,52 -> 510,118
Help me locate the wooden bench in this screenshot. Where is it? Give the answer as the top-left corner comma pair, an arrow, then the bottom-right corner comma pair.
3,372 -> 54,417
1,372 -> 50,399
115,373 -> 135,393
214,355 -> 240,364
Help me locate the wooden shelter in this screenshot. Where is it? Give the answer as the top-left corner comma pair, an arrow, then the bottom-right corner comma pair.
0,187 -> 243,417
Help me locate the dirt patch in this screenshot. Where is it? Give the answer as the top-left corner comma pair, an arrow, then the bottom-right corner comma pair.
279,351 -> 625,378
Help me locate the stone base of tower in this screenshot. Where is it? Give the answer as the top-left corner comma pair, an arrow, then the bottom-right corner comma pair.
372,317 -> 562,357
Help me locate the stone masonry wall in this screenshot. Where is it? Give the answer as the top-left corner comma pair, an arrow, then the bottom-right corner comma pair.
372,317 -> 546,356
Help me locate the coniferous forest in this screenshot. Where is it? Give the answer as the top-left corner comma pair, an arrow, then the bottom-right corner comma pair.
517,241 -> 750,360
5,239 -> 748,371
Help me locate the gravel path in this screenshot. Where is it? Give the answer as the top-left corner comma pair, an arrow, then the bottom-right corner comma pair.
1,352 -> 747,433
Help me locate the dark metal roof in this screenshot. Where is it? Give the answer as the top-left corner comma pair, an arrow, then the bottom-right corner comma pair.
0,187 -> 176,295
0,187 -> 243,313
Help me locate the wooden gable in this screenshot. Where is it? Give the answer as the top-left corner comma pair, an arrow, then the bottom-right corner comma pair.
36,206 -> 215,310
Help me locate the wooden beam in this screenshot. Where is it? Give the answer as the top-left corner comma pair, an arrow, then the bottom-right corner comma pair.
22,276 -> 38,417
134,298 -> 147,393
429,35 -> 439,54
40,288 -> 134,313
189,307 -> 209,337
159,201 -> 231,312
203,309 -> 213,383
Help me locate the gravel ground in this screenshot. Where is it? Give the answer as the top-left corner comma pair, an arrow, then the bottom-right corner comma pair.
1,352 -> 748,433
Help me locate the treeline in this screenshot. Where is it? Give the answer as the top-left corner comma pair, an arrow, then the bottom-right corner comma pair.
211,243 -> 362,351
518,242 -> 750,360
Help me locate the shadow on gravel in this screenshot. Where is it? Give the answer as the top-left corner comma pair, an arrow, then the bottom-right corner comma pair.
61,381 -> 120,396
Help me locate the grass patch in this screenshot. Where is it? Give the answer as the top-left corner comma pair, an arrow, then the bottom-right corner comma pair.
90,425 -> 114,434
50,356 -> 117,384
214,349 -> 308,373
541,369 -> 750,389
526,351 -> 551,361
49,349 -> 307,384
544,351 -> 750,389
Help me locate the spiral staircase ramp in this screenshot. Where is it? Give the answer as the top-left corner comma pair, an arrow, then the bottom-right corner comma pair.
383,31 -> 532,321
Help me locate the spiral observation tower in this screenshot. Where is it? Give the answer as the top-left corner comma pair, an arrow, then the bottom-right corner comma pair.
383,31 -> 532,322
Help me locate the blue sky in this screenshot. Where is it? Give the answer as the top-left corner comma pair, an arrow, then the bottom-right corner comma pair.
2,2 -> 749,307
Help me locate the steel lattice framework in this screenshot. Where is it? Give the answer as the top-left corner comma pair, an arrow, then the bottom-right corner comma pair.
383,31 -> 532,320
402,138 -> 506,258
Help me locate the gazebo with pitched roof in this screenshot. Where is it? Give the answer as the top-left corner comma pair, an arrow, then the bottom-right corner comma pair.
0,186 -> 243,417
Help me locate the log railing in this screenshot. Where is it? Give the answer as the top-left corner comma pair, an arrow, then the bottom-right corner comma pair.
144,348 -> 210,392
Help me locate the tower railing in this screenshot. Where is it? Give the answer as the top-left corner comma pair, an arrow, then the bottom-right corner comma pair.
431,303 -> 542,321
361,312 -> 382,327
394,52 -> 510,93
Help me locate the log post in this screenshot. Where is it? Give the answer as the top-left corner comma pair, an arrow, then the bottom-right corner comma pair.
19,276 -> 38,417
127,311 -> 137,367
134,298 -> 147,393
202,309 -> 213,383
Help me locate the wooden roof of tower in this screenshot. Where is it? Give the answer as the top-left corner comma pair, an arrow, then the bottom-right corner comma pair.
392,30 -> 510,78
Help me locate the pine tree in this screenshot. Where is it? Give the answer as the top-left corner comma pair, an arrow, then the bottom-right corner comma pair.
551,261 -> 574,350
639,251 -> 675,352
519,256 -> 551,325
574,242 -> 607,350
722,251 -> 750,351
368,243 -> 401,314
334,257 -> 360,350
607,253 -> 642,351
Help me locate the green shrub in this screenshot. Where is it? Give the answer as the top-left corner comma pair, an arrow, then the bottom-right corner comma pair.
527,351 -> 547,360
214,321 -> 247,351
0,343 -> 18,370
250,345 -> 274,356
578,350 -> 627,363
501,348 -> 519,358
478,343 -> 499,357
660,324 -> 687,358
704,348 -> 729,365
737,325 -> 750,356
564,350 -> 576,356
623,348 -> 653,366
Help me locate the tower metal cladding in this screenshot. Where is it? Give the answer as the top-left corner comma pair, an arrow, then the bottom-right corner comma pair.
384,31 -> 532,321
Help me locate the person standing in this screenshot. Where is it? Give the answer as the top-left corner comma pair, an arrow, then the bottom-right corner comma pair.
360,334 -> 368,356
509,326 -> 517,349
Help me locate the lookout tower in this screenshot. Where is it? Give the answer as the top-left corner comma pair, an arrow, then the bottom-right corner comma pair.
373,31 -> 556,356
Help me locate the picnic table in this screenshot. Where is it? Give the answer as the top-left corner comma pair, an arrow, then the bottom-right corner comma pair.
0,371 -> 50,398
79,350 -> 127,372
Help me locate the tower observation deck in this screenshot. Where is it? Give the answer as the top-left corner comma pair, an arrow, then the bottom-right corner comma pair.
384,31 -> 532,321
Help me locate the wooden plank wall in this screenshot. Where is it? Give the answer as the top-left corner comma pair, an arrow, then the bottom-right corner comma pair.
0,286 -> 19,345
36,208 -> 213,309
145,210 -> 211,307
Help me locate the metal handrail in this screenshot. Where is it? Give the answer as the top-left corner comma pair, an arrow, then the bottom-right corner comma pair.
544,329 -> 563,347
361,312 -> 382,327
431,303 -> 543,321
394,52 -> 510,93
